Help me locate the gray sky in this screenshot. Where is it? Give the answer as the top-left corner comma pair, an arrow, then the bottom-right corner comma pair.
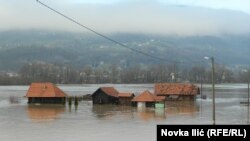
1,0 -> 250,35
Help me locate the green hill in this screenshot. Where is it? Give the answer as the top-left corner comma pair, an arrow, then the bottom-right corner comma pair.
0,30 -> 249,70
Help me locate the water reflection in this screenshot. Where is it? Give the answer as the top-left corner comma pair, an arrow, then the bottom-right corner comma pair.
155,108 -> 166,118
135,102 -> 199,121
9,96 -> 20,104
26,105 -> 65,122
92,105 -> 134,119
165,101 -> 200,116
68,104 -> 79,112
135,101 -> 199,121
248,105 -> 250,125
1,84 -> 250,141
91,101 -> 199,121
136,108 -> 166,121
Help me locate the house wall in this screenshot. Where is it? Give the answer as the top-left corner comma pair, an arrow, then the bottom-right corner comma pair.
145,102 -> 155,107
28,97 -> 66,104
155,102 -> 165,108
137,102 -> 145,108
133,102 -> 155,108
92,90 -> 118,104
119,97 -> 133,105
165,95 -> 195,101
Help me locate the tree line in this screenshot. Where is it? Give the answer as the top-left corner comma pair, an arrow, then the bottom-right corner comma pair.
0,61 -> 248,85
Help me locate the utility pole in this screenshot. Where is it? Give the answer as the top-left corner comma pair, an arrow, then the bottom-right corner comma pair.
173,63 -> 176,82
211,57 -> 215,125
204,56 -> 216,125
248,69 -> 249,106
200,74 -> 203,97
247,69 -> 250,124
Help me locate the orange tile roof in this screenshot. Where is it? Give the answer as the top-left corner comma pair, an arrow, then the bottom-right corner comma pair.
118,93 -> 134,98
154,96 -> 165,101
132,90 -> 164,102
25,82 -> 67,98
155,83 -> 199,96
100,87 -> 119,97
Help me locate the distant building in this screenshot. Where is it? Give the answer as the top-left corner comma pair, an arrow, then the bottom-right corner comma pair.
118,93 -> 135,105
154,83 -> 200,101
0,71 -> 19,77
6,72 -> 19,77
25,82 -> 67,104
132,90 -> 165,107
92,87 -> 119,104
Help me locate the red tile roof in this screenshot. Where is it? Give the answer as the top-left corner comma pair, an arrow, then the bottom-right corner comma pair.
25,82 -> 67,98
154,96 -> 166,101
155,83 -> 200,96
132,90 -> 164,102
100,87 -> 119,97
118,93 -> 135,98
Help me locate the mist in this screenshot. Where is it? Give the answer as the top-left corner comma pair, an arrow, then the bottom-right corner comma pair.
1,0 -> 250,35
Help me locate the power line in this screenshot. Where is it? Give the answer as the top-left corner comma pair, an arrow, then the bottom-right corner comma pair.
36,0 -> 185,64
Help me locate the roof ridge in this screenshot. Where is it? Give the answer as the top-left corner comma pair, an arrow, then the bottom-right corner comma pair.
50,83 -> 57,97
25,82 -> 67,98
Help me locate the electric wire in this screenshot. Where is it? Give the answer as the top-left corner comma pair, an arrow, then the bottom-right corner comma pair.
36,0 -> 190,64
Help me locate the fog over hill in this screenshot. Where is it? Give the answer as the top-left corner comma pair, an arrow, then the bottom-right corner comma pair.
1,0 -> 250,35
0,30 -> 249,71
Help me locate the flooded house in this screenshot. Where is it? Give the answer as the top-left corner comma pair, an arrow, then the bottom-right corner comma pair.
25,82 -> 67,104
118,93 -> 135,105
92,87 -> 119,104
132,90 -> 165,108
154,83 -> 200,101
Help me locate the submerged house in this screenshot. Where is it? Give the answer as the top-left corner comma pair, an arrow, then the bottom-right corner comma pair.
118,93 -> 135,105
92,87 -> 119,104
132,90 -> 165,107
154,83 -> 200,101
25,82 -> 67,104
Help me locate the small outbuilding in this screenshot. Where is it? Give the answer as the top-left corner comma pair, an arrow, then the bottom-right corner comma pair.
132,90 -> 164,108
154,83 -> 200,101
92,87 -> 119,104
25,82 -> 67,104
118,93 -> 135,105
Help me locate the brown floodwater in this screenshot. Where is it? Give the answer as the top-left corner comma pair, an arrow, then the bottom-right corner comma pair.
0,84 -> 249,141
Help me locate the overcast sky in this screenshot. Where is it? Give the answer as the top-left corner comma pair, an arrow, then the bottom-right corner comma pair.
1,0 -> 250,35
